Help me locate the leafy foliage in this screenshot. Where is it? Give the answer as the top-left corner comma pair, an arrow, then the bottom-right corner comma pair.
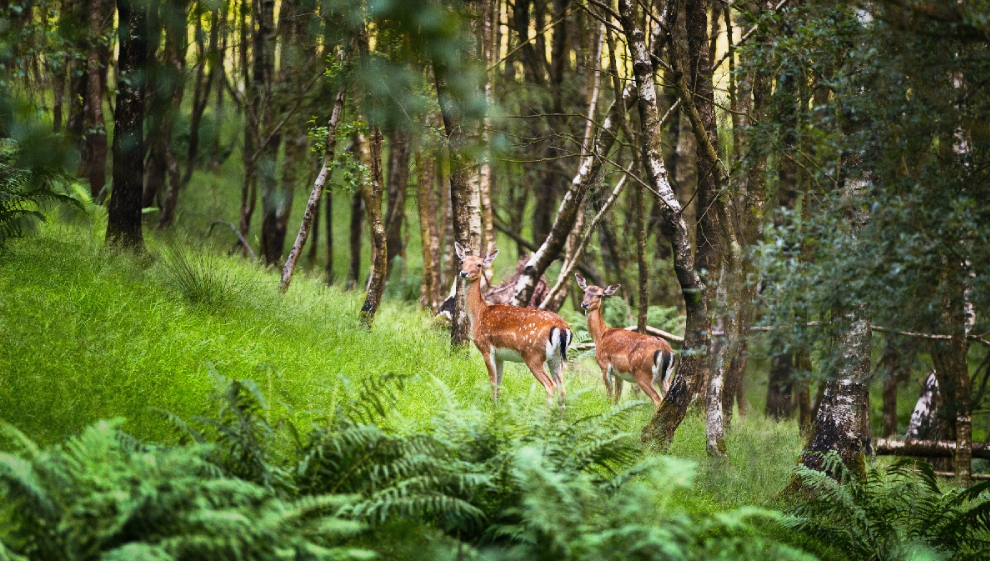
0,419 -> 368,561
0,139 -> 77,249
787,453 -> 990,561
1,372 -> 817,561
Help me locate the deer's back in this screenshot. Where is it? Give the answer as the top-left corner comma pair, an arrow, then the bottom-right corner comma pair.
475,304 -> 569,351
597,329 -> 673,373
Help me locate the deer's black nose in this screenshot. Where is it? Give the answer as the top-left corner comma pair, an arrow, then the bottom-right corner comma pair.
459,271 -> 468,278
581,303 -> 588,309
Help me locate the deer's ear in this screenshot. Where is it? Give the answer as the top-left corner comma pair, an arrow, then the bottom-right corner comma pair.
604,284 -> 621,296
483,249 -> 499,266
574,274 -> 587,290
454,242 -> 466,261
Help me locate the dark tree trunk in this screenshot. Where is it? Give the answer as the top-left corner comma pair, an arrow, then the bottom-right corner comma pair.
325,189 -> 335,284
384,128 -> 410,276
105,0 -> 147,249
255,0 -> 281,265
347,185 -> 365,290
767,353 -> 795,420
155,0 -> 188,228
879,335 -> 913,437
417,150 -> 442,311
81,0 -> 108,201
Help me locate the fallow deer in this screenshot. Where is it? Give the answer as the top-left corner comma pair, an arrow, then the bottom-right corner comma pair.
456,243 -> 572,407
576,274 -> 676,405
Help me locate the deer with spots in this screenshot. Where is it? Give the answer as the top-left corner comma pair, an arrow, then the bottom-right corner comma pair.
456,243 -> 572,408
576,274 -> 676,405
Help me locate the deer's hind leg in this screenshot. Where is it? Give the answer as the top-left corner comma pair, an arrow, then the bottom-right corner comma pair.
524,353 -> 561,409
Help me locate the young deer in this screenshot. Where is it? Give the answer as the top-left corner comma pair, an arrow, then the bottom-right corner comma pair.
456,243 -> 572,407
576,274 -> 675,405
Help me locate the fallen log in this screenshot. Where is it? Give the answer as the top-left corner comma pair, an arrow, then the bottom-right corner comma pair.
874,438 -> 990,460
934,471 -> 990,480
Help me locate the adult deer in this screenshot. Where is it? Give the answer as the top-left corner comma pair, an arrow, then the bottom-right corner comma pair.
456,242 -> 572,407
576,274 -> 675,405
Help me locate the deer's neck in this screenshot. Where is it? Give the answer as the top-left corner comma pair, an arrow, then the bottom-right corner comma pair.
465,278 -> 488,330
587,307 -> 610,344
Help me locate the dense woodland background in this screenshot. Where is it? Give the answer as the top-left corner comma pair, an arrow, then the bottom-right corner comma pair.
3,0 -> 990,558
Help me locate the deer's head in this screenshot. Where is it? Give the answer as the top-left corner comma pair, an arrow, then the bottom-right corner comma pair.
455,242 -> 498,282
575,274 -> 620,313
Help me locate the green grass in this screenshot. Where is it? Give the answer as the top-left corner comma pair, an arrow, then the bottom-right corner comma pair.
0,218 -> 812,510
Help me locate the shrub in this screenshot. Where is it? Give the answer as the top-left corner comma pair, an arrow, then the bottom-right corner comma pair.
786,453 -> 990,561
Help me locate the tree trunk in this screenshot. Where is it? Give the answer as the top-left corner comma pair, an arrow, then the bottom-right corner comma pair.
183,6 -> 219,186
155,0 -> 188,229
767,353 -> 795,419
105,0 -> 147,249
931,266 -> 972,486
384,128 -> 410,276
434,56 -> 482,346
358,124 -> 388,327
417,149 -> 442,311
798,311 -> 872,479
879,335 -> 912,437
346,141 -> 365,290
257,0 -> 287,265
238,0 -> 256,254
479,0 -> 497,256
614,0 -> 708,450
280,83 -> 347,292
325,189 -> 335,284
81,0 -> 108,201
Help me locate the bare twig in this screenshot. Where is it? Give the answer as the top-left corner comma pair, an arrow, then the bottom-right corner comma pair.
208,220 -> 257,260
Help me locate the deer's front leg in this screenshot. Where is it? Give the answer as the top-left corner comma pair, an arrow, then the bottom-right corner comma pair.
478,344 -> 501,404
596,357 -> 613,402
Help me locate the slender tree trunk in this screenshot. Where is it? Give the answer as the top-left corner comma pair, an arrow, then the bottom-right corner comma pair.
932,265 -> 972,487
325,187 -> 335,284
635,179 -> 648,332
479,0 -> 497,256
384,128 -> 410,276
358,124 -> 388,327
417,150 -> 442,311
434,56 -> 482,346
346,138 -> 365,290
183,6 -> 219,186
156,0 -> 188,229
238,0 -> 256,255
81,0 -> 108,201
105,0 -> 147,249
280,83 -> 347,291
879,335 -> 912,437
256,0 -> 283,265
438,146 -> 455,289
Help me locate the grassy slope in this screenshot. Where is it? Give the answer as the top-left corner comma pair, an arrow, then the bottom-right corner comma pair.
0,220 -> 807,509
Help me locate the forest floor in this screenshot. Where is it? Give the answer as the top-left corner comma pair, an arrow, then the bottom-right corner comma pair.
0,219 -> 808,511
